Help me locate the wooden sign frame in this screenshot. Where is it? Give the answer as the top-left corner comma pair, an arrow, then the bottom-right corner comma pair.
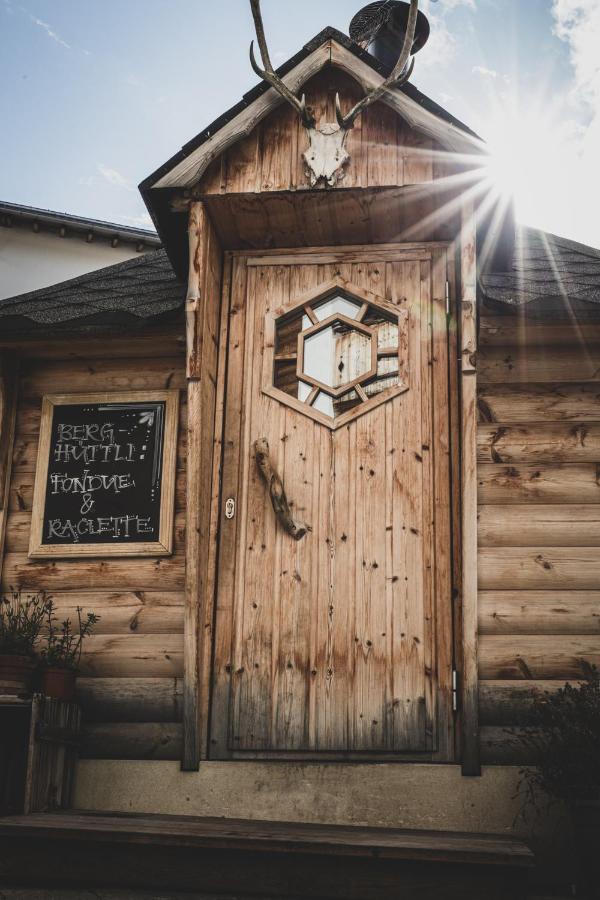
28,390 -> 179,559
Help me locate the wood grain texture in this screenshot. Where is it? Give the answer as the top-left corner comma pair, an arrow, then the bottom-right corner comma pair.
211,247 -> 455,760
479,591 -> 600,634
189,69 -> 446,197
0,354 -> 19,590
80,723 -> 183,760
479,679 -> 578,725
0,325 -> 185,361
478,505 -> 600,546
479,634 -> 600,680
479,316 -> 600,348
478,382 -> 600,424
476,319 -> 600,764
184,202 -> 223,769
478,547 -> 600,590
460,200 -> 480,774
479,345 -> 600,384
0,332 -> 187,760
477,422 -> 600,464
477,462 -> 600,505
76,677 -> 183,722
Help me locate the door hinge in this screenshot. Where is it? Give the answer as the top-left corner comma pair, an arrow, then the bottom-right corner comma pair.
452,669 -> 459,712
445,280 -> 451,317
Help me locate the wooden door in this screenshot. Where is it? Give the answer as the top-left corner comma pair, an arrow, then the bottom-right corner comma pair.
210,246 -> 455,760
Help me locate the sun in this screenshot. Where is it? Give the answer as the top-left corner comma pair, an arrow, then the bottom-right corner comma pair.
479,96 -> 578,231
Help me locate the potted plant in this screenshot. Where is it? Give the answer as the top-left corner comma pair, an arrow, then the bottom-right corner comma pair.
0,590 -> 49,696
40,602 -> 99,701
518,665 -> 600,895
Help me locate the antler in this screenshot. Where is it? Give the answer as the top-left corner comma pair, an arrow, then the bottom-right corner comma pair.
336,0 -> 419,130
249,0 -> 315,128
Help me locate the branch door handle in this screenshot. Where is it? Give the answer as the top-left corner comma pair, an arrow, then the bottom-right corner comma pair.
253,438 -> 310,541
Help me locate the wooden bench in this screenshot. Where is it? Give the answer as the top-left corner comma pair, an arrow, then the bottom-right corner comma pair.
0,811 -> 534,899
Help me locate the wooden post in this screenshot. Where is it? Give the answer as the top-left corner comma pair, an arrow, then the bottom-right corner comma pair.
183,202 -> 222,770
0,353 -> 19,587
459,199 -> 481,775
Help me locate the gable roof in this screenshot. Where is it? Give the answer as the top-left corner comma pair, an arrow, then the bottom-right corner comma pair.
139,27 -> 483,276
0,249 -> 184,334
141,27 -> 478,196
480,227 -> 600,316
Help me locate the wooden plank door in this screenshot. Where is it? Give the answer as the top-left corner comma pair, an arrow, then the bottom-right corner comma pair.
210,246 -> 454,760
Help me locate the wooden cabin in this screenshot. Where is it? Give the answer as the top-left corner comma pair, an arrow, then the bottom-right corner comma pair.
0,8 -> 598,897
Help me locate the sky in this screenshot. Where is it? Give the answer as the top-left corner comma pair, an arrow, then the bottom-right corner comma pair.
1,0 -> 599,247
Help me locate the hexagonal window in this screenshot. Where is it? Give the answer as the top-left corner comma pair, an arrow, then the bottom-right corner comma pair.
268,280 -> 408,428
300,315 -> 376,393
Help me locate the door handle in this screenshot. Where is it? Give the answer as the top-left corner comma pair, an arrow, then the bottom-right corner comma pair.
253,437 -> 310,541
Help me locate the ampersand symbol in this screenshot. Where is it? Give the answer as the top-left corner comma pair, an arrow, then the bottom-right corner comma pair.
80,493 -> 94,515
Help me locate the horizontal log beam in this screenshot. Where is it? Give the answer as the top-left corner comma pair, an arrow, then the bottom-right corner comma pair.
479,346 -> 600,384
478,463 -> 600,505
1,553 -> 185,593
479,634 -> 600,679
80,723 -> 182,760
478,423 -> 600,464
75,634 -> 183,678
479,726 -> 537,765
478,547 -> 600,590
19,357 -> 186,398
76,677 -> 183,723
479,319 -> 600,348
479,590 -> 600,634
478,382 -> 600,424
478,505 -> 600,547
0,327 -> 185,361
479,680 -> 577,726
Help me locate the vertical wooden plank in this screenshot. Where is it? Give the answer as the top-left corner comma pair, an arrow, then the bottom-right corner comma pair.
431,249 -> 454,759
0,353 -> 19,587
198,256 -> 232,761
183,201 -> 223,770
460,199 -> 480,775
209,257 -> 248,758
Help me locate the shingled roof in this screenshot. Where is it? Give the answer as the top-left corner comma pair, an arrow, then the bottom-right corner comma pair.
0,249 -> 184,333
480,227 -> 600,316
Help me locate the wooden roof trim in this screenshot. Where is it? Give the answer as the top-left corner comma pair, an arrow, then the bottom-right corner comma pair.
153,42 -> 331,189
328,42 -> 482,155
152,39 -> 484,190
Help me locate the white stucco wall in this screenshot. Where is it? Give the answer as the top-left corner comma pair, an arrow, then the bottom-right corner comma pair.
0,227 -> 146,300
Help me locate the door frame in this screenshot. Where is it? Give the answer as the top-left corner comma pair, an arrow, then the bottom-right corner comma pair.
198,242 -> 464,764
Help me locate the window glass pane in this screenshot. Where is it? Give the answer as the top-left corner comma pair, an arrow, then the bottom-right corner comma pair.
314,295 -> 361,321
312,391 -> 334,417
298,381 -> 312,402
377,320 -> 398,350
302,324 -> 371,389
332,388 -> 363,418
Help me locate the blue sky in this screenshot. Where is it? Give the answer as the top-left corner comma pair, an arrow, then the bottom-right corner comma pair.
1,0 -> 599,246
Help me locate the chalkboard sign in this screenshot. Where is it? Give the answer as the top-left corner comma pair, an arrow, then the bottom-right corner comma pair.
29,391 -> 179,558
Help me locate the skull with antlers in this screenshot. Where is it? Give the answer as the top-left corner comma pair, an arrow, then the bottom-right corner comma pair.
249,0 -> 419,187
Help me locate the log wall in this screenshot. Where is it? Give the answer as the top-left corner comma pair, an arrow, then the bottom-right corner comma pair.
0,324 -> 186,760
477,311 -> 600,763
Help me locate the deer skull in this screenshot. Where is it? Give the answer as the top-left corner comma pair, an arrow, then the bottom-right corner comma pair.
249,0 -> 419,189
303,123 -> 350,187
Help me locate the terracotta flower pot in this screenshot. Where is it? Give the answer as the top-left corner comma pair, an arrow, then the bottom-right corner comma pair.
41,666 -> 77,702
0,654 -> 37,696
